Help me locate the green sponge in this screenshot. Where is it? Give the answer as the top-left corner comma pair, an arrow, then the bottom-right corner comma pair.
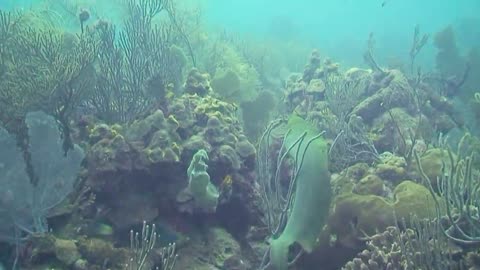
270,115 -> 332,270
179,149 -> 219,213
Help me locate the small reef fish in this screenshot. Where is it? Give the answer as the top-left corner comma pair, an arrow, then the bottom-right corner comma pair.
221,174 -> 233,187
219,174 -> 233,202
82,222 -> 114,237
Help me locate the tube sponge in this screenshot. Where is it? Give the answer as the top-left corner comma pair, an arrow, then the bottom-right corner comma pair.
177,149 -> 219,213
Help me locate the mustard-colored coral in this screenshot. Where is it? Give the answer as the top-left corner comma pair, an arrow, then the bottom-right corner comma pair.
329,180 -> 438,247
414,148 -> 451,186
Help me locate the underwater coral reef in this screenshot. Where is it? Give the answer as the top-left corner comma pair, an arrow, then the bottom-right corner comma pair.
1,0 -> 480,269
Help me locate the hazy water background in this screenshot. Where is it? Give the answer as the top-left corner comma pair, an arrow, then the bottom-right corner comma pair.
204,0 -> 480,67
2,0 -> 479,69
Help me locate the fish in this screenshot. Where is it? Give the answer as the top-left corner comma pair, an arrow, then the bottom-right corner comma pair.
381,1 -> 388,7
81,221 -> 114,237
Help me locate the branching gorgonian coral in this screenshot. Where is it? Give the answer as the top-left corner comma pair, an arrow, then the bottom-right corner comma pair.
89,0 -> 189,123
